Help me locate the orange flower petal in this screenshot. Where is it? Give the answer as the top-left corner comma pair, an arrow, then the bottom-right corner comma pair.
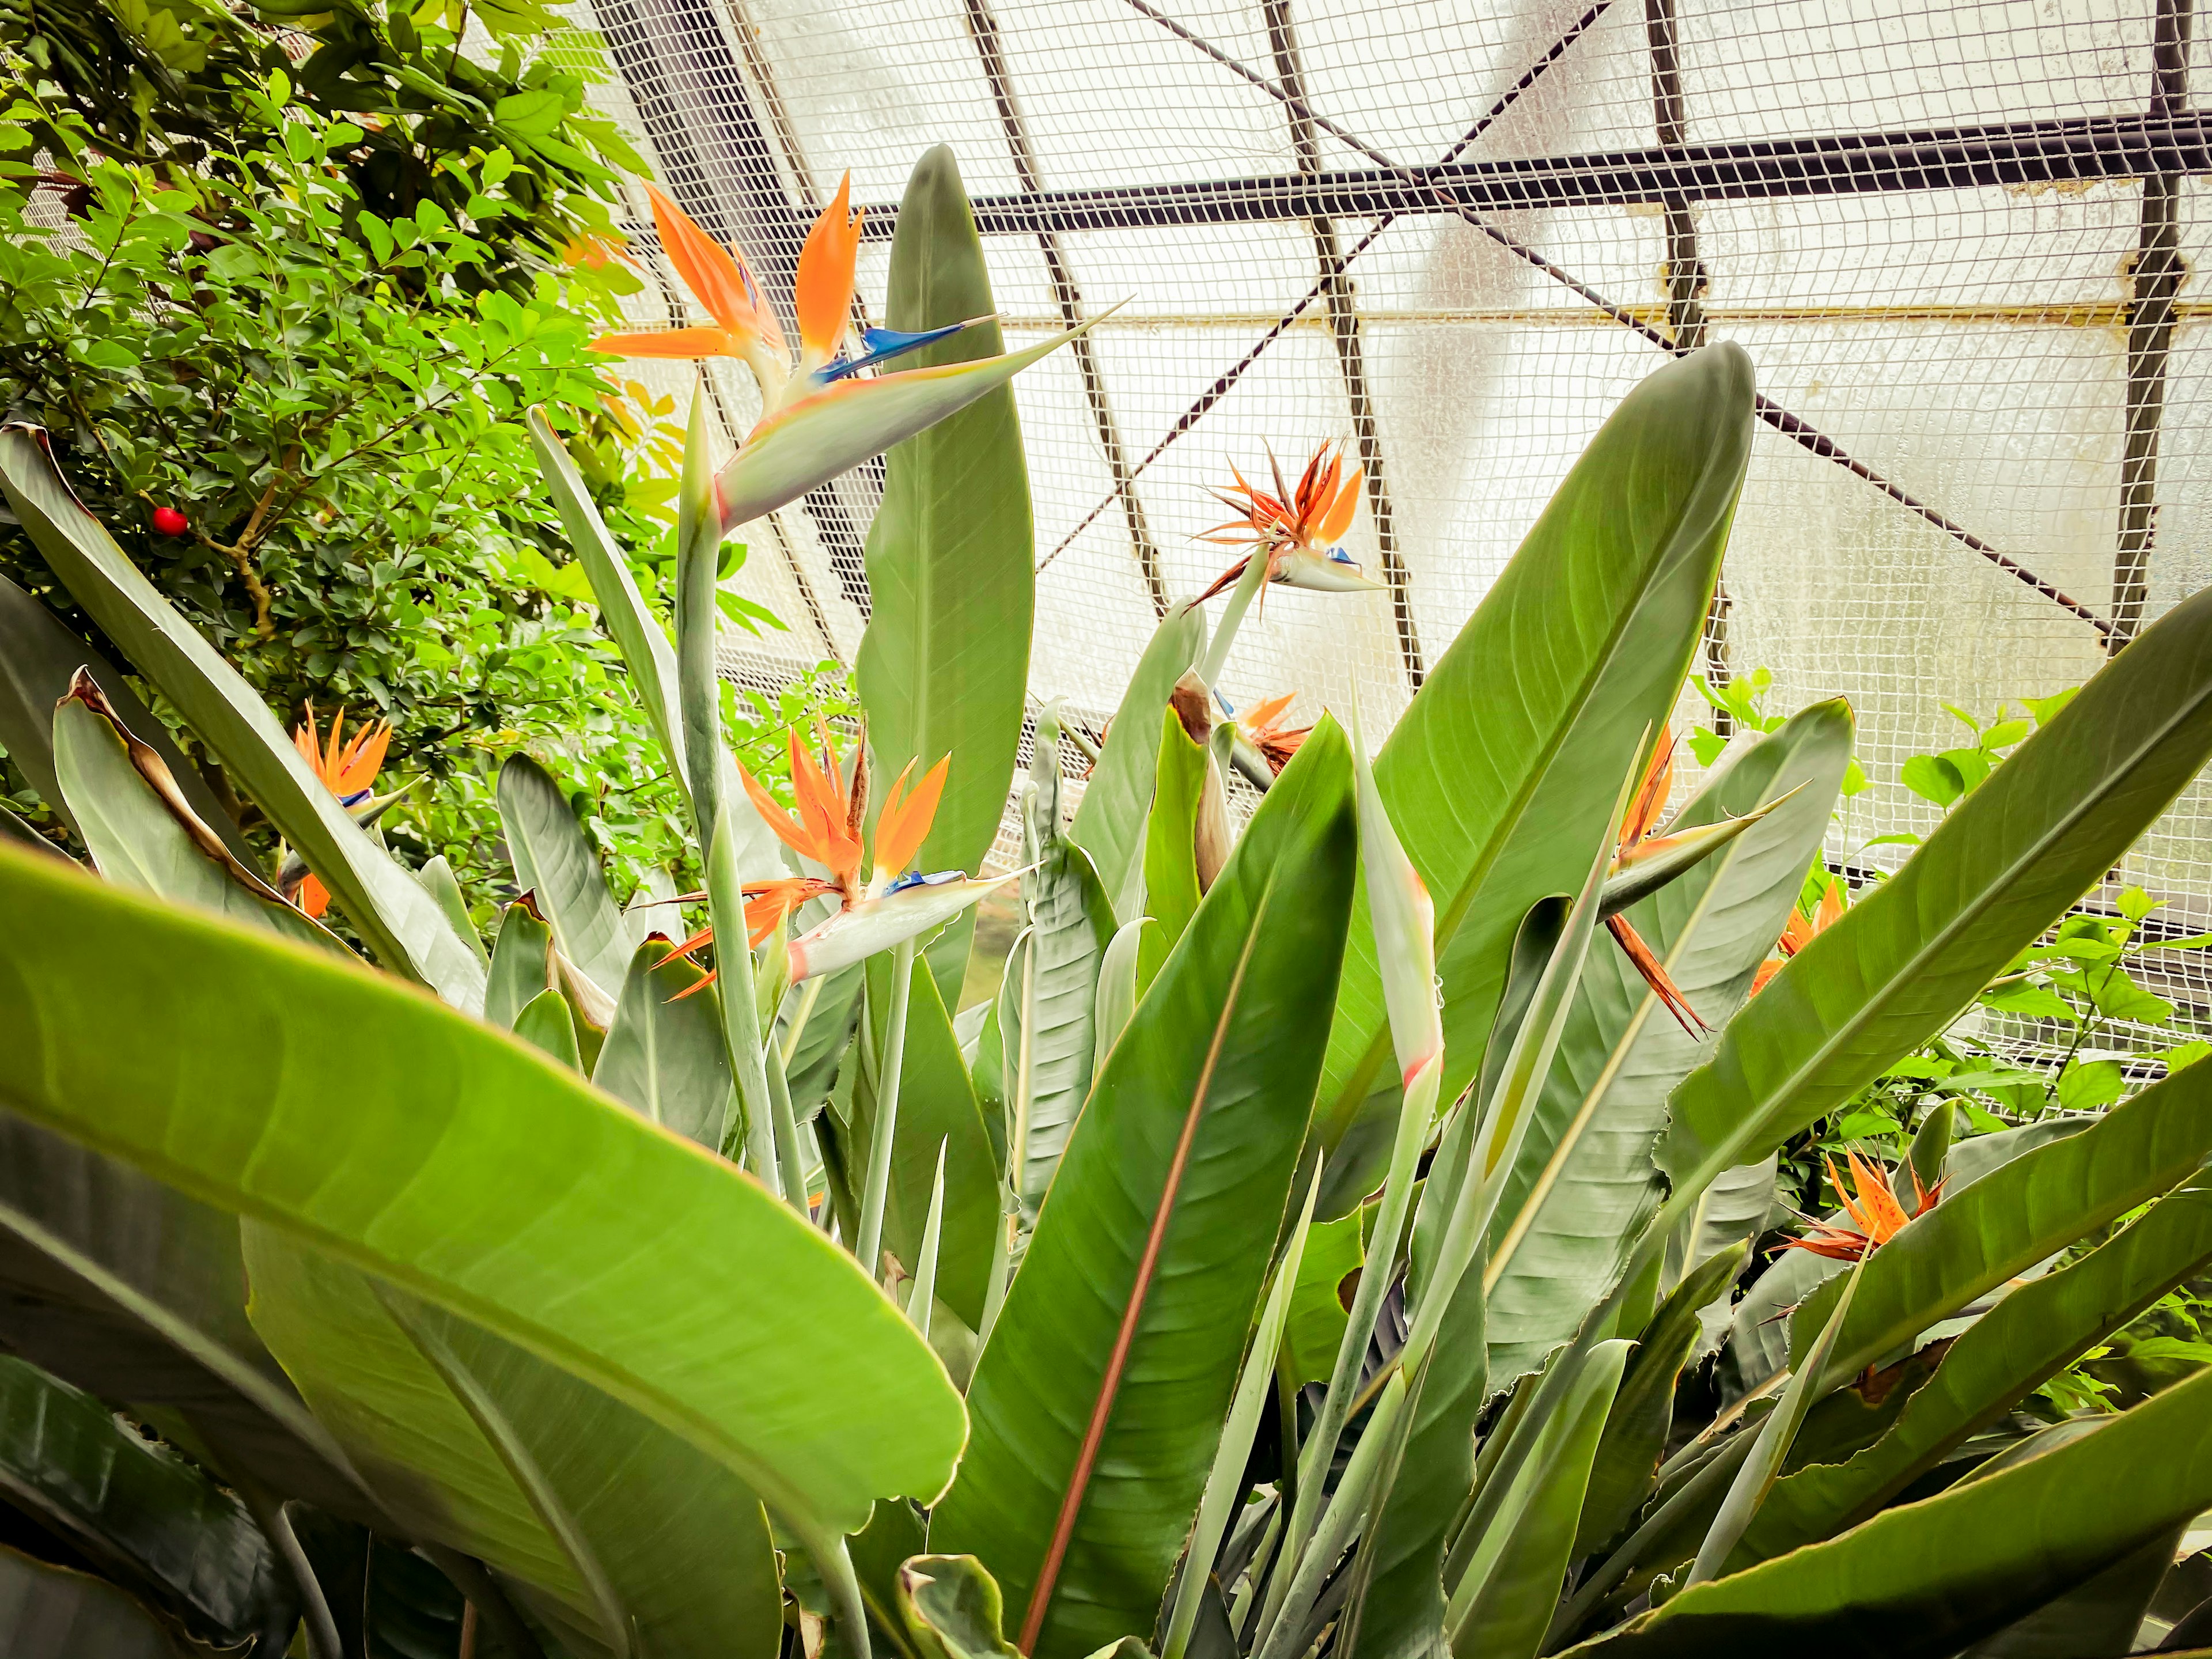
646,184 -> 766,346
739,763 -> 820,863
876,755 -> 949,878
795,173 -> 862,361
590,327 -> 740,360
1621,729 -> 1678,853
300,873 -> 329,918
1607,913 -> 1707,1036
1316,462 -> 1362,546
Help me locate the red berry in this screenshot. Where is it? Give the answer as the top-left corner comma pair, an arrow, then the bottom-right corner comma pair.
151,506 -> 188,537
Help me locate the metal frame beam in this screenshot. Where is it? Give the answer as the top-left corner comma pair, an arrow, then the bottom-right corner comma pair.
852,111 -> 2212,240
1261,0 -> 1425,689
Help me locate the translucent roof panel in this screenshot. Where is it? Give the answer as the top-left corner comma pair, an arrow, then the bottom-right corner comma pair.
581,0 -> 2212,1038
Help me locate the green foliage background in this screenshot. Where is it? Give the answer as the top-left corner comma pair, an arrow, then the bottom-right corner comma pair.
0,0 -> 850,912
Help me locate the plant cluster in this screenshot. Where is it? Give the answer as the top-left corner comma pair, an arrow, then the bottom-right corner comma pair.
9,140 -> 2212,1659
0,21 -> 843,906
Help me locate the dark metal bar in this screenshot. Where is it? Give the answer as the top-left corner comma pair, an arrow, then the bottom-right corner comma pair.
591,0 -> 876,616
860,110 -> 2212,240
2113,0 -> 2193,650
1036,3 -> 1615,571
961,0 -> 1169,616
1262,0 -> 1424,690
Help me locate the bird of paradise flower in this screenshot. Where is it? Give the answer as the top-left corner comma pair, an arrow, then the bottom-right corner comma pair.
661,725 -> 1018,992
1785,1147 -> 1942,1260
1196,441 -> 1382,602
593,176 -> 1111,536
288,703 -> 391,919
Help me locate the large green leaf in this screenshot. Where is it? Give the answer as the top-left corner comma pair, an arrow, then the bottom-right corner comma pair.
0,1112 -> 372,1521
389,1291 -> 786,1659
243,1229 -> 606,1650
1741,1173 -> 2212,1566
499,754 -> 632,1001
1315,344 -> 1755,1213
1788,1059 -> 2212,1388
0,843 -> 967,1551
0,569 -> 245,858
1136,705 -> 1208,994
592,938 -> 733,1149
1656,578 -> 2212,1205
1069,604 -> 1207,918
854,947 -> 1002,1329
1445,1339 -> 1631,1659
1013,714 -> 1116,1220
1560,1364 -> 2212,1658
857,145 -> 1032,908
1483,700 -> 1851,1377
0,1541 -> 191,1658
931,721 -> 1359,1659
0,1354 -> 294,1647
0,425 -> 485,1007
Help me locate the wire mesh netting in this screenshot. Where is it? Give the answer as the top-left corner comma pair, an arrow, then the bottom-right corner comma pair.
574,0 -> 2212,1042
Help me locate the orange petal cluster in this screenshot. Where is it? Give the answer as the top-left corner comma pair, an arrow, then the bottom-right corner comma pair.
740,728 -> 867,898
1785,1149 -> 1942,1260
1197,442 -> 1363,599
293,702 -> 390,800
1752,880 -> 1848,994
1606,731 -> 1705,1036
592,184 -> 788,367
290,703 -> 391,919
1236,692 -> 1312,777
873,756 -> 950,881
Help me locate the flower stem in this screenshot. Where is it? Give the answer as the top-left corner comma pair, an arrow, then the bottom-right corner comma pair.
855,936 -> 916,1278
1199,548 -> 1271,687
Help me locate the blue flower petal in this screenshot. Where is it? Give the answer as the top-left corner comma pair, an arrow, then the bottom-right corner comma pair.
816,321 -> 979,383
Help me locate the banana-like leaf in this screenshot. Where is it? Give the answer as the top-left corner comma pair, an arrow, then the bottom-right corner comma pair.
513,987 -> 584,1070
0,1541 -> 191,1658
1482,700 -> 1851,1377
1092,917 -> 1149,1088
388,1291 -> 786,1659
1012,728 -> 1116,1222
1787,1059 -> 2212,1389
1138,704 -> 1209,994
416,854 -> 489,965
0,844 -> 967,1549
0,1354 -> 295,1646
857,146 -> 1033,923
0,569 -> 245,858
1312,345 -> 1754,1214
1069,603 -> 1207,919
51,685 -> 335,950
931,721 -> 1359,1659
853,947 -> 1002,1328
0,1112 -> 372,1522
1961,1526 -> 2182,1659
593,938 -> 733,1148
487,900 -> 558,1031
1576,1243 -> 1750,1555
499,754 -> 632,1000
1445,1339 -> 1632,1659
245,1229 -> 607,1651
1657,578 -> 2212,1207
1559,1364 -> 2212,1658
1741,1173 -> 2212,1567
899,1554 -> 1022,1659
0,425 -> 486,1007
